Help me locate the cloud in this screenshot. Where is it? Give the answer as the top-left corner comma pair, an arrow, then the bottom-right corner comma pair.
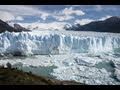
0,5 -> 50,21
52,7 -> 85,21
0,5 -> 87,22
0,5 -> 40,16
40,13 -> 50,20
0,11 -> 15,21
16,16 -> 24,21
99,15 -> 112,21
0,5 -> 117,24
53,15 -> 74,21
75,19 -> 94,25
62,7 -> 85,16
0,10 -> 24,22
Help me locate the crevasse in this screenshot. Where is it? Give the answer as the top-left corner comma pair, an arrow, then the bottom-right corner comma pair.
0,31 -> 120,56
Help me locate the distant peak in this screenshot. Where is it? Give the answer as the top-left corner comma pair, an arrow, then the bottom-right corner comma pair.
105,16 -> 120,21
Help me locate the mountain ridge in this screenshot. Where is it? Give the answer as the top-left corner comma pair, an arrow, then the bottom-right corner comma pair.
0,19 -> 31,33
64,16 -> 120,33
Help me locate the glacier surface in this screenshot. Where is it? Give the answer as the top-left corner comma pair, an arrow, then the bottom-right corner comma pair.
0,30 -> 120,56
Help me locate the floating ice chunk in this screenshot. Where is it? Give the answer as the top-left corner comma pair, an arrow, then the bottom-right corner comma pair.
114,68 -> 120,81
52,65 -> 118,85
74,57 -> 94,66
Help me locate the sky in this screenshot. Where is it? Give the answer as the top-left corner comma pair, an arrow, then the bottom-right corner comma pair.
0,5 -> 120,29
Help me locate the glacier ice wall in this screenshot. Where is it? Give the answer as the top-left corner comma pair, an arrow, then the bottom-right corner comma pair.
0,31 -> 120,56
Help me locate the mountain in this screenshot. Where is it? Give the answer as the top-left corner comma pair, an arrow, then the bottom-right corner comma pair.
0,19 -> 17,33
14,24 -> 31,32
0,19 -> 31,33
64,16 -> 120,33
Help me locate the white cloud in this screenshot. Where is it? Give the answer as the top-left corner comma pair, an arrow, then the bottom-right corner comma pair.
40,13 -> 50,20
0,5 -> 50,21
99,15 -> 112,21
54,15 -> 74,21
0,10 -> 24,22
0,11 -> 15,21
62,7 -> 85,16
0,5 -> 41,16
75,19 -> 94,25
16,16 -> 24,21
52,7 -> 85,21
0,5 -> 85,22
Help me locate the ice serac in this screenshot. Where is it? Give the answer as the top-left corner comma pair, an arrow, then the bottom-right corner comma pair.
0,30 -> 120,56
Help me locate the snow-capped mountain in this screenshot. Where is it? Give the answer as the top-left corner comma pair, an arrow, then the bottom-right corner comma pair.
15,22 -> 68,31
0,19 -> 31,33
65,16 -> 120,33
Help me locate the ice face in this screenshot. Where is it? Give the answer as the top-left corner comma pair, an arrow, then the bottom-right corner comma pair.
0,30 -> 120,56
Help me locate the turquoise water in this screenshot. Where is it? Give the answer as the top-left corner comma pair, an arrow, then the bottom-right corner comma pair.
12,63 -> 57,79
95,61 -> 115,72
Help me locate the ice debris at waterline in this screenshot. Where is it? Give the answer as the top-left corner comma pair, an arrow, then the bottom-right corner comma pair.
0,54 -> 120,85
0,30 -> 120,56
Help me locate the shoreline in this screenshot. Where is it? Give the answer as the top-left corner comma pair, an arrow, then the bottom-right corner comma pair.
0,66 -> 83,85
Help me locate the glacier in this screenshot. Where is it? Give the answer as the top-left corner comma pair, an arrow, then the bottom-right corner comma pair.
0,30 -> 120,56
0,30 -> 120,85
